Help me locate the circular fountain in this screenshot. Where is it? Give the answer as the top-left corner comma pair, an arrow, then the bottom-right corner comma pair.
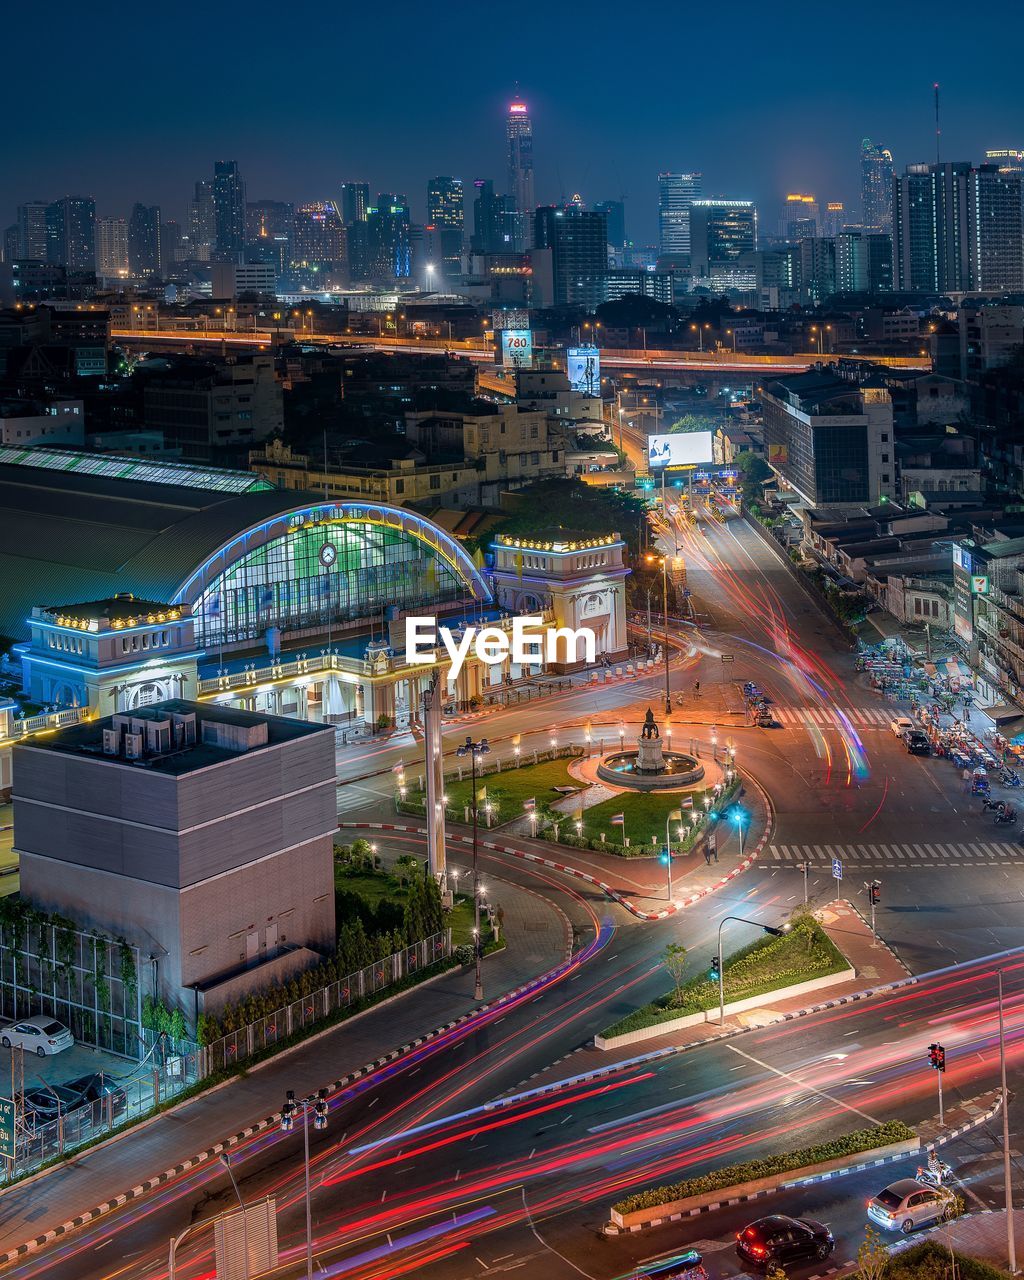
596,708 -> 705,792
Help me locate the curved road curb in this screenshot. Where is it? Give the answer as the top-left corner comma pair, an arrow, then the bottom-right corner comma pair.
341,767 -> 773,923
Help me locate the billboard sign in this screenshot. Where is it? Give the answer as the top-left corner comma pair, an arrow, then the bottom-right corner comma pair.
767,443 -> 789,467
648,432 -> 714,469
567,345 -> 601,396
501,329 -> 533,367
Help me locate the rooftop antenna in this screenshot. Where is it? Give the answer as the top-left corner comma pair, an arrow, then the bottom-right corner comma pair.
934,82 -> 941,165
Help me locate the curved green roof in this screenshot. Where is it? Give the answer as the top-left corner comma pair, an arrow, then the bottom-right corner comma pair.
0,462 -> 488,642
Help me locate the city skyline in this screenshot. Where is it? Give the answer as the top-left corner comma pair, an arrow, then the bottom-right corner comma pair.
5,0 -> 1024,243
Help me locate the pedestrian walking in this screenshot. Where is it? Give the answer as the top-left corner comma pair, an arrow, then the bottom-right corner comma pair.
704,845 -> 713,866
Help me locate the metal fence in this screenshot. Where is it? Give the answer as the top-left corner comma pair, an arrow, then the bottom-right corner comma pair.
3,1038 -> 202,1182
200,931 -> 451,1076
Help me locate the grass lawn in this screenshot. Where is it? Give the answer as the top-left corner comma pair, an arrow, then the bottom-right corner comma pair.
603,915 -> 848,1037
443,757 -> 580,822
581,788 -> 721,849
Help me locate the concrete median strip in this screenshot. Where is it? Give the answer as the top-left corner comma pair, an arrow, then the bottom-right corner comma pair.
602,1091 -> 1003,1236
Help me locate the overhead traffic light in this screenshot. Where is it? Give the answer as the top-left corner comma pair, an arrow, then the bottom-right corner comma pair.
869,881 -> 881,906
928,1042 -> 946,1072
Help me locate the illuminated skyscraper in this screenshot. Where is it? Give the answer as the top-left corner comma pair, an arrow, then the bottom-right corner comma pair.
16,201 -> 48,259
189,179 -> 216,262
340,182 -> 369,225
45,196 -> 96,272
658,172 -> 702,262
506,97 -> 535,215
97,217 -> 129,278
861,138 -> 895,231
212,160 -> 246,260
426,177 -> 465,278
689,200 -> 757,277
128,203 -> 162,277
985,149 -> 1024,173
366,194 -> 411,279
781,193 -> 819,240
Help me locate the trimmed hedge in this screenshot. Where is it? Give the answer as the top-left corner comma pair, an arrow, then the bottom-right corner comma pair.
875,1242 -> 1012,1280
603,914 -> 847,1038
614,1120 -> 915,1215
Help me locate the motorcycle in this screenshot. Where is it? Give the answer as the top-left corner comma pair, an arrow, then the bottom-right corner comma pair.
917,1158 -> 952,1188
983,797 -> 1008,812
1002,771 -> 1022,787
996,809 -> 1018,825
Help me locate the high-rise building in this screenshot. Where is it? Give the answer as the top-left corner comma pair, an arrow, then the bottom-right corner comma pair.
836,230 -> 893,294
968,165 -> 1024,291
689,200 -> 757,276
366,194 -> 411,279
2,225 -> 18,264
189,179 -> 216,262
245,200 -> 294,245
471,179 -> 518,255
824,202 -> 846,237
782,193 -> 819,240
16,201 -> 49,260
426,177 -> 465,278
161,221 -> 184,271
657,172 -> 702,262
861,138 -> 895,232
340,182 -> 369,225
506,97 -> 535,215
893,161 -> 972,292
128,203 -> 162,277
798,237 -> 836,304
595,200 -> 627,251
212,160 -> 246,260
984,149 -> 1024,173
291,201 -> 347,284
532,206 -> 608,309
44,197 -> 96,273
96,217 -> 129,278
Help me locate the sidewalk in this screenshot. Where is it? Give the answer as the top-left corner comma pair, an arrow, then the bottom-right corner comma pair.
0,871 -> 567,1258
511,900 -> 911,1089
932,1207 -> 1024,1271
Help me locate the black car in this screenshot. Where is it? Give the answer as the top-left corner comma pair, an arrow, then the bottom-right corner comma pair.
736,1215 -> 834,1269
62,1072 -> 129,1118
905,731 -> 931,756
18,1084 -> 82,1129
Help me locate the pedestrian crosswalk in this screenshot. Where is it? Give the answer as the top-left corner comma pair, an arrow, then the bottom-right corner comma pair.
767,842 -> 1022,868
769,705 -> 901,730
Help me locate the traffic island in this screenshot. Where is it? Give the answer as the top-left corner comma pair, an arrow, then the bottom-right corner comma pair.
597,914 -> 851,1049
604,1090 -> 1002,1235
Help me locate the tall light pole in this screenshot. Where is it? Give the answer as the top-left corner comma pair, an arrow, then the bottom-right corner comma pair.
280,1087 -> 328,1280
731,805 -> 748,858
457,734 -> 489,1000
717,916 -> 790,1024
645,552 -> 672,717
220,1153 -> 250,1280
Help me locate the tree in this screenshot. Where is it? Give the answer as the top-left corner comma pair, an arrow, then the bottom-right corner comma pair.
663,942 -> 689,1004
856,1226 -> 889,1280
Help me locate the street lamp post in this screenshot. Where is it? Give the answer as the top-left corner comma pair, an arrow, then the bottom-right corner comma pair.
220,1153 -> 250,1280
280,1087 -> 329,1280
457,735 -> 490,1000
731,806 -> 747,858
717,916 -> 790,1024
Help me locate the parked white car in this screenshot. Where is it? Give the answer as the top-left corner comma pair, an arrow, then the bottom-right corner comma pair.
890,716 -> 914,738
0,1016 -> 74,1057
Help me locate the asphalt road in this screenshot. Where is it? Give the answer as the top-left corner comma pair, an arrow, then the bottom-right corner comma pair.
11,502 -> 1024,1279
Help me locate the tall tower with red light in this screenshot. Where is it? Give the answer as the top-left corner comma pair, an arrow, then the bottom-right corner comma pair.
506,96 -> 535,217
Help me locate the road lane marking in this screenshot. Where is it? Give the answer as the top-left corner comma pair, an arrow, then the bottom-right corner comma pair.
726,1044 -> 881,1124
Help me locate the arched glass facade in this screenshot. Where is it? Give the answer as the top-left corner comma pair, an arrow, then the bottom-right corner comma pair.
191,519 -> 472,648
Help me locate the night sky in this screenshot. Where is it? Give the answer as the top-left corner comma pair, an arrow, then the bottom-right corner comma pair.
6,0 -> 1024,243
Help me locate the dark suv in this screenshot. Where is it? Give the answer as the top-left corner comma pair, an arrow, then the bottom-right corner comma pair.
736,1215 -> 835,1269
905,731 -> 931,756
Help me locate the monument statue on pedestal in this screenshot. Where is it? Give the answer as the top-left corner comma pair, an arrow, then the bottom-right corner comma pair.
635,707 -> 666,774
